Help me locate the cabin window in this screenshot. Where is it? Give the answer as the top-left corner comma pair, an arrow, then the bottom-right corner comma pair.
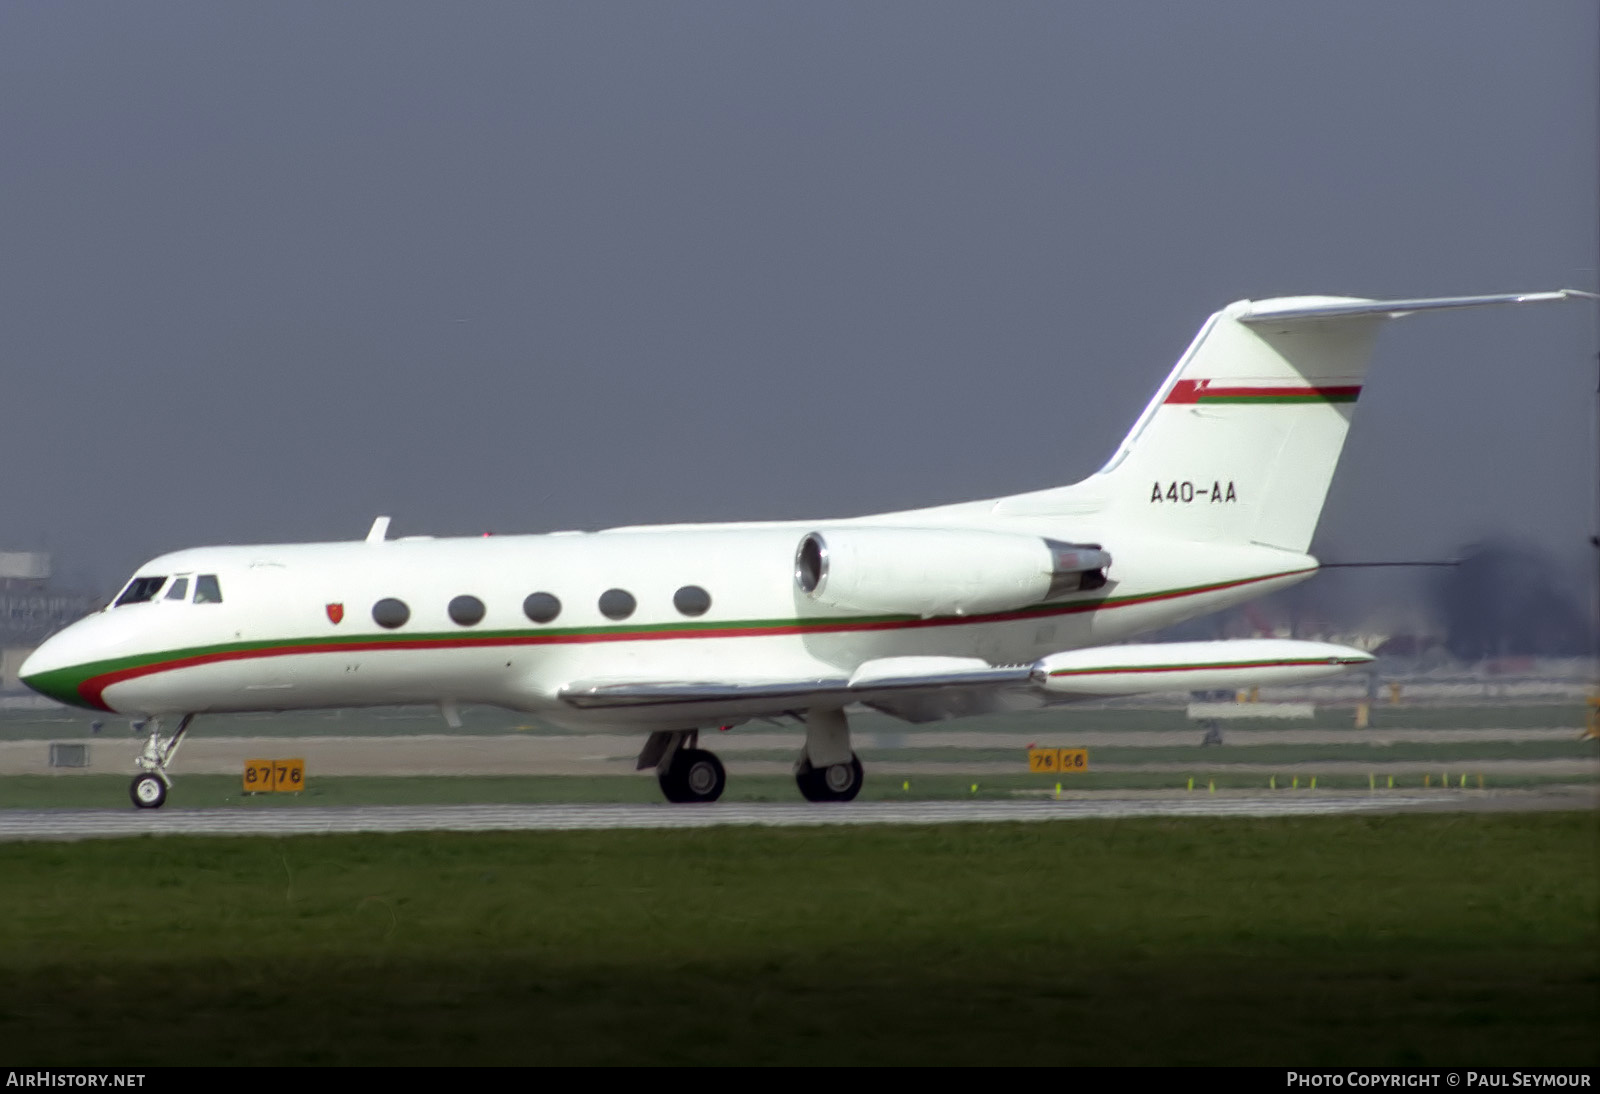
523,592 -> 561,624
448,595 -> 486,627
372,598 -> 410,629
194,575 -> 223,604
673,585 -> 711,617
115,576 -> 167,606
598,588 -> 636,621
165,577 -> 190,602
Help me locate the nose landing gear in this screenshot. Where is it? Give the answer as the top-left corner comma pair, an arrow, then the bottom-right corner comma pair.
129,714 -> 194,810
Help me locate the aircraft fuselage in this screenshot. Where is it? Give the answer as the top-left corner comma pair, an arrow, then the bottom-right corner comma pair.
22,521 -> 1315,729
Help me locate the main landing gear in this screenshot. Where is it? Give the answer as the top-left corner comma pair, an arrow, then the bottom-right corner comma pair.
794,751 -> 864,803
660,746 -> 727,804
636,707 -> 866,804
793,707 -> 864,802
638,729 -> 727,803
129,713 -> 194,810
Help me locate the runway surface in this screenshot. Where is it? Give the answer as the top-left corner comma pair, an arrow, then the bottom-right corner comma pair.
0,793 -> 1543,842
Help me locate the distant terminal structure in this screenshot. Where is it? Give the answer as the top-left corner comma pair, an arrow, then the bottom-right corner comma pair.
0,552 -> 50,582
1,552 -> 103,692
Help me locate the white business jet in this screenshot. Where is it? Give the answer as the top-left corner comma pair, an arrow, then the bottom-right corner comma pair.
21,290 -> 1585,808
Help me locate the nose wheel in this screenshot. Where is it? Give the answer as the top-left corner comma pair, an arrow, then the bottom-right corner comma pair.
129,714 -> 194,809
130,773 -> 168,809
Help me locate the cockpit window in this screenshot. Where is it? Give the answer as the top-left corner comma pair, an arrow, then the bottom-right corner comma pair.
115,576 -> 167,606
194,575 -> 223,604
165,577 -> 190,601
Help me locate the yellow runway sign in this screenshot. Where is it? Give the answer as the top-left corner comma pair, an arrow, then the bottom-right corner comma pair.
244,758 -> 306,794
1027,748 -> 1088,773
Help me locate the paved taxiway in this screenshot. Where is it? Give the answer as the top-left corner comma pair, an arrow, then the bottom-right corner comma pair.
4,791 -> 1589,842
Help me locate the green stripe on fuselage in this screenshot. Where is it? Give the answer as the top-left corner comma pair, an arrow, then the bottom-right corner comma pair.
22,611 -> 927,709
22,568 -> 1309,709
19,668 -> 92,708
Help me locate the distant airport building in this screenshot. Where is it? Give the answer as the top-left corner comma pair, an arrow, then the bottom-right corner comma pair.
0,552 -> 50,583
0,552 -> 103,691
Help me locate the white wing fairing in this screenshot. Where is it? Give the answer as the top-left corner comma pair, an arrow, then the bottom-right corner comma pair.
18,288 -> 1580,807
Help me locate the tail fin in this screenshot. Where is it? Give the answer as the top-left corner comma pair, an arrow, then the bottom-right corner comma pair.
1003,291 -> 1580,553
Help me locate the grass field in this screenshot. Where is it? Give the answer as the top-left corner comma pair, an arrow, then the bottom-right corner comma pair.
0,812 -> 1594,1065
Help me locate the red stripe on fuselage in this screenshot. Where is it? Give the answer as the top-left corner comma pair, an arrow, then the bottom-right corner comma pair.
76,568 -> 1313,710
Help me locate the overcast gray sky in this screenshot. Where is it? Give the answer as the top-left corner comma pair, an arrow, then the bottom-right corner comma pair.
1,2 -> 1595,594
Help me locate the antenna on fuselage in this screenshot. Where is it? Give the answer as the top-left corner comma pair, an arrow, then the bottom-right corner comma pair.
366,516 -> 392,543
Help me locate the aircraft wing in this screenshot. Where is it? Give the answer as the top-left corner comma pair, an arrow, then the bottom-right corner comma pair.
559,657 -> 1034,724
557,640 -> 1373,726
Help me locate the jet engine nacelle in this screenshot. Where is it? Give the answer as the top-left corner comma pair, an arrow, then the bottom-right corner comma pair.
793,528 -> 1110,618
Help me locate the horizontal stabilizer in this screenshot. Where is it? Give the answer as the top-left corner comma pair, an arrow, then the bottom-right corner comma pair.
1238,290 -> 1588,325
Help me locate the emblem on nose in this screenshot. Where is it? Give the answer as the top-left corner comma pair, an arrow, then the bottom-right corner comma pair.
326,603 -> 344,624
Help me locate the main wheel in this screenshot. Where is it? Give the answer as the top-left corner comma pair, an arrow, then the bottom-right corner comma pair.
657,748 -> 726,804
130,773 -> 167,809
795,752 -> 863,803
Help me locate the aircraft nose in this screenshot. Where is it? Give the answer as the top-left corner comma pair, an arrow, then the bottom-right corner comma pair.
19,628 -> 96,709
20,637 -> 59,680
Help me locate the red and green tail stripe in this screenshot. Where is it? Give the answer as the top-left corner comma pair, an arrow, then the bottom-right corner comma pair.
1164,379 -> 1361,405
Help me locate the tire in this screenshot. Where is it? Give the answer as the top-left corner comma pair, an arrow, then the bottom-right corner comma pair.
130,773 -> 167,809
795,752 -> 863,803
657,747 -> 725,804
